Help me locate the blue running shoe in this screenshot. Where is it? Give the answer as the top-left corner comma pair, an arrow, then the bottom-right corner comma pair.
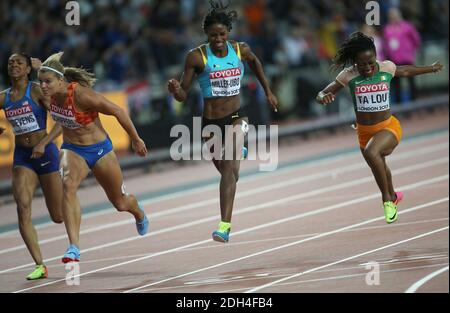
212,229 -> 230,243
62,244 -> 80,263
242,146 -> 248,160
136,212 -> 149,236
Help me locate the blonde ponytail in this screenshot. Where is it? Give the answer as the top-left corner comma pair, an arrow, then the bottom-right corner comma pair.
39,51 -> 96,87
64,67 -> 97,87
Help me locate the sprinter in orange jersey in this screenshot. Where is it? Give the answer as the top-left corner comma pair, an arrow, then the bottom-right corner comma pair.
37,52 -> 149,263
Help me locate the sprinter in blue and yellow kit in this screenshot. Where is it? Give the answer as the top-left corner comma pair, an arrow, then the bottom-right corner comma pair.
0,53 -> 63,280
167,0 -> 278,243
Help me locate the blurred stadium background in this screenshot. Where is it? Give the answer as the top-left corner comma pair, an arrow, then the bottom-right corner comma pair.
0,0 -> 448,196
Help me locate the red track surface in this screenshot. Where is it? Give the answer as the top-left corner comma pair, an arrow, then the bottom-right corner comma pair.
0,109 -> 448,293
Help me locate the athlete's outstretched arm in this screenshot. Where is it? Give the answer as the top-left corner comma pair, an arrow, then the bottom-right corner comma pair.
395,61 -> 444,77
239,42 -> 278,111
316,80 -> 344,105
76,87 -> 148,157
167,50 -> 201,102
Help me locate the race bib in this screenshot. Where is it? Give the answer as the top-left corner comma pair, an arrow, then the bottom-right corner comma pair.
210,67 -> 241,97
50,104 -> 82,129
355,82 -> 390,112
5,102 -> 40,135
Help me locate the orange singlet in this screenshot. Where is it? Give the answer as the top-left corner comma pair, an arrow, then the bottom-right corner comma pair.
49,82 -> 98,129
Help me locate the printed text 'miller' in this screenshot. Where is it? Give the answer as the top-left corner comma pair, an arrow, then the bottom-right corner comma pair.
51,104 -> 74,117
355,82 -> 389,94
209,67 -> 241,79
5,103 -> 32,117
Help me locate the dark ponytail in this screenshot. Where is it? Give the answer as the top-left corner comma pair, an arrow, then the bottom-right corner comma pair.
331,32 -> 376,72
203,0 -> 238,32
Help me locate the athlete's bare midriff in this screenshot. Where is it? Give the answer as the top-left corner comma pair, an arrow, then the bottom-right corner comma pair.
203,95 -> 240,119
15,129 -> 48,148
356,110 -> 392,125
62,118 -> 107,146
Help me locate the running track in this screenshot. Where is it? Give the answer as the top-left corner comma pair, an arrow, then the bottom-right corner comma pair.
0,108 -> 448,293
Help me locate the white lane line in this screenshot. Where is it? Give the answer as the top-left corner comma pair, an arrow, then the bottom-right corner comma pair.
1,132 -> 447,239
0,141 -> 447,256
123,197 -> 448,294
2,156 -> 447,275
11,218 -> 449,274
245,227 -> 449,293
404,266 -> 449,293
1,139 -> 364,238
177,218 -> 450,254
13,218 -> 450,275
152,263 -> 446,293
11,180 -> 448,293
215,263 -> 449,294
140,263 -> 449,293
360,254 -> 449,266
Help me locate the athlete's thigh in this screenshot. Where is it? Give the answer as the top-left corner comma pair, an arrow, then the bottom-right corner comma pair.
38,171 -> 63,216
204,134 -> 221,150
223,117 -> 248,159
60,149 -> 90,188
12,166 -> 38,208
202,128 -> 223,161
365,130 -> 398,156
227,117 -> 248,142
91,151 -> 124,200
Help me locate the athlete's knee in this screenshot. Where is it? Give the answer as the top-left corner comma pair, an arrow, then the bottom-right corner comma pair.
50,215 -> 63,224
49,211 -> 64,224
233,169 -> 239,182
16,204 -> 32,223
219,163 -> 239,182
219,162 -> 233,174
381,148 -> 394,157
218,161 -> 228,173
44,196 -> 64,223
62,176 -> 79,196
363,146 -> 380,163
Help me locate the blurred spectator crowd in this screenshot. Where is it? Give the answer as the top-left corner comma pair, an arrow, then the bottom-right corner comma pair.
1,0 -> 448,90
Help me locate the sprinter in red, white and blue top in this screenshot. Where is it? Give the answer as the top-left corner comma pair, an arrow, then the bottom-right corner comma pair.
0,53 -> 63,280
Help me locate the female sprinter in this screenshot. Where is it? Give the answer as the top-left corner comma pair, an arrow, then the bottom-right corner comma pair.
37,52 -> 149,263
316,32 -> 443,223
167,0 -> 278,242
0,53 -> 63,280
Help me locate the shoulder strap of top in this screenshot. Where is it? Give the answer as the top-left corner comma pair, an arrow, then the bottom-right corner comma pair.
4,88 -> 11,104
25,81 -> 33,98
236,42 -> 241,60
228,41 -> 241,60
198,44 -> 208,65
65,82 -> 77,108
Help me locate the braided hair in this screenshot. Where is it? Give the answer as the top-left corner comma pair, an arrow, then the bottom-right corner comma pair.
332,32 -> 376,71
202,0 -> 238,32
